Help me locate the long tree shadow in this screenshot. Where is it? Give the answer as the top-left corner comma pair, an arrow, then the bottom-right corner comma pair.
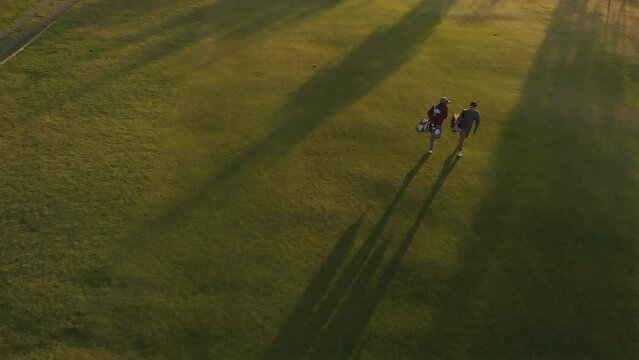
9,0 -> 454,184
90,0 -> 347,66
603,0 -> 639,54
421,0 -> 639,358
115,0 -> 345,43
12,0 -> 453,355
13,0 -> 453,166
11,0 -> 345,124
266,152 -> 459,359
146,0 -> 456,233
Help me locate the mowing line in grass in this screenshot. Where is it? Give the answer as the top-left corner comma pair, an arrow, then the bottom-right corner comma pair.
0,20 -> 55,65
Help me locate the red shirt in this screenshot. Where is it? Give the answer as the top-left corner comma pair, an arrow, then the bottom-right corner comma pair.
427,103 -> 448,125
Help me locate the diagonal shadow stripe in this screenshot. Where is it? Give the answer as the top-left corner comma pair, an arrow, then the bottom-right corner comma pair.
146,0 -> 457,234
420,0 -> 639,358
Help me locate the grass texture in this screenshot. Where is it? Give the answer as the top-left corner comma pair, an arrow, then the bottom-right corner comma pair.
0,0 -> 638,358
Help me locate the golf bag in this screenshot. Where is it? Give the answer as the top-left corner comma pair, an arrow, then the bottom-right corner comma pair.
450,112 -> 464,133
416,119 -> 436,133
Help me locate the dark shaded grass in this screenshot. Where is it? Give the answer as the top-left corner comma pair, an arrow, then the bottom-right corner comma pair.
80,0 -> 344,42
112,0 -> 345,42
419,0 -> 639,358
8,0 -> 345,125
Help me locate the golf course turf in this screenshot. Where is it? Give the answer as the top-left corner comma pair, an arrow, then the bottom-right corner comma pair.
1,0 -> 638,358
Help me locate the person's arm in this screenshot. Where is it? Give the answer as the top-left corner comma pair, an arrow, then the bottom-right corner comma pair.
473,113 -> 481,135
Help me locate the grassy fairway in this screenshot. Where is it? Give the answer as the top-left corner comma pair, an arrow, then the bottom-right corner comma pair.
0,1 -> 42,28
1,0 -> 638,358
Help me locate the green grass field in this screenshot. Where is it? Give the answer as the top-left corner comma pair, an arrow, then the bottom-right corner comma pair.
0,1 -> 41,28
1,0 -> 638,358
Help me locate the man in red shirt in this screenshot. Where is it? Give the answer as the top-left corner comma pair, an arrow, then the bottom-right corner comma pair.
427,97 -> 450,153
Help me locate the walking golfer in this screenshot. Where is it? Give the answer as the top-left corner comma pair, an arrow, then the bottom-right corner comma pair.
427,97 -> 450,153
455,101 -> 480,157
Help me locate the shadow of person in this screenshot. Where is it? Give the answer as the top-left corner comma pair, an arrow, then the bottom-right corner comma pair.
308,151 -> 458,359
265,152 -> 431,360
266,151 -> 459,359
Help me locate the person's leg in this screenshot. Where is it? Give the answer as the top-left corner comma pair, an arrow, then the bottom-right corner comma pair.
457,128 -> 468,156
457,130 -> 466,151
429,130 -> 436,152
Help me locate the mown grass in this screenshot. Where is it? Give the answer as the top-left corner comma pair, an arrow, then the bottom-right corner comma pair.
0,0 -> 638,358
0,1 -> 43,31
